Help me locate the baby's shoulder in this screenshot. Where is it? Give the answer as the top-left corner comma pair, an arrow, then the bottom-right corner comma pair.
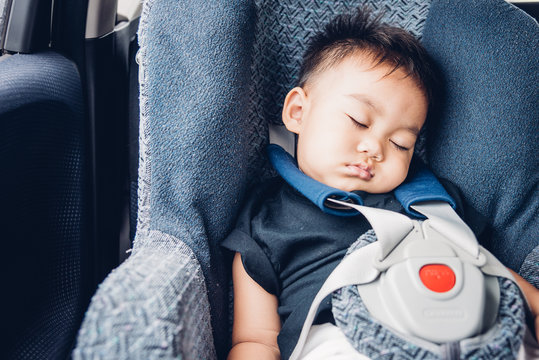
234,176 -> 286,224
242,176 -> 285,207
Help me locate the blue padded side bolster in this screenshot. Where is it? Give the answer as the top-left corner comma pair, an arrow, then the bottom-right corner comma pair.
394,160 -> 457,218
267,144 -> 363,216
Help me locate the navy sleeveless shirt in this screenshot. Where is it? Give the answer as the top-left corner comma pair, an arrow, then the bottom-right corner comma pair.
221,176 -> 485,359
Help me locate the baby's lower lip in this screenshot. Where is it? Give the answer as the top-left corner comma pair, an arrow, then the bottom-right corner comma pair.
347,165 -> 372,180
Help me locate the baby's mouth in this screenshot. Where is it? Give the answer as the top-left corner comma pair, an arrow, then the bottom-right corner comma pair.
347,163 -> 373,180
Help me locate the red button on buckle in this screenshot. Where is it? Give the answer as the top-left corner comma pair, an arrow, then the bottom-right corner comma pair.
419,264 -> 456,293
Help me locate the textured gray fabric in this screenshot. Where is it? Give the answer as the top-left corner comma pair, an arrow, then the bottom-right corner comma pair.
73,231 -> 215,360
423,0 -> 539,273
332,230 -> 526,359
135,1 -> 259,356
520,245 -> 539,289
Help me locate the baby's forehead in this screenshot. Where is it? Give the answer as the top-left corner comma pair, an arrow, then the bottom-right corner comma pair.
307,50 -> 425,95
310,49 -> 375,78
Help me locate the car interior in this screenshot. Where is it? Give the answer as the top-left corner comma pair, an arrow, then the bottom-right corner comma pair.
0,0 -> 537,359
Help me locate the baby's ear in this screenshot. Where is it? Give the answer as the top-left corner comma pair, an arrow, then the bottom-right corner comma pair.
282,87 -> 307,134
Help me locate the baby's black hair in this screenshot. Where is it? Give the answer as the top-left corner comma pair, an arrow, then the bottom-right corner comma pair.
297,7 -> 438,105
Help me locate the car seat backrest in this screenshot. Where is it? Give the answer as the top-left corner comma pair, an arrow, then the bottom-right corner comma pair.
135,1 -> 262,356
135,1 -> 438,355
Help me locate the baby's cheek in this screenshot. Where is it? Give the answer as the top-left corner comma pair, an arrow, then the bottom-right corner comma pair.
389,162 -> 410,186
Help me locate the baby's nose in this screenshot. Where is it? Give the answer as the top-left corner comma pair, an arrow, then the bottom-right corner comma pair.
357,138 -> 383,161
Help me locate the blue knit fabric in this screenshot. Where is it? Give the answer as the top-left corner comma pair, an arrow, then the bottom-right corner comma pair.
394,160 -> 457,218
422,0 -> 539,273
136,1 -> 259,357
74,1 -> 261,358
140,0 -> 258,249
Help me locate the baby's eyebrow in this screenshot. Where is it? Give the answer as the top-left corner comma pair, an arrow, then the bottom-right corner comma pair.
346,93 -> 381,114
405,126 -> 420,136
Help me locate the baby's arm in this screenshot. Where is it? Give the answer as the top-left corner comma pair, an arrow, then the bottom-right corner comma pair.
228,252 -> 281,360
509,269 -> 539,342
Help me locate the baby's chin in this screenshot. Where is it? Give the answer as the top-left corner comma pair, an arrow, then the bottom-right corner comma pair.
327,178 -> 396,194
305,170 -> 398,194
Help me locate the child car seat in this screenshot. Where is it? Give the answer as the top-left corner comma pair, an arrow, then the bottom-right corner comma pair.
73,0 -> 538,359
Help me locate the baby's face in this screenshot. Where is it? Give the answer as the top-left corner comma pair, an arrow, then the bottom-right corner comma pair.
283,55 -> 428,193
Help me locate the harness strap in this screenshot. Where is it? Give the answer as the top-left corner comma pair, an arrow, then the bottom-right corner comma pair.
411,202 -> 479,258
289,240 -> 382,360
326,199 -> 414,261
412,202 -> 513,280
